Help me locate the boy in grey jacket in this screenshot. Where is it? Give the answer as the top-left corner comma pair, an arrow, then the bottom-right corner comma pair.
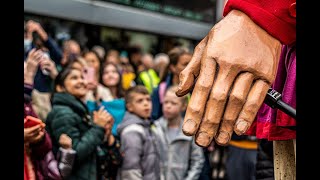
154,85 -> 204,180
117,85 -> 160,180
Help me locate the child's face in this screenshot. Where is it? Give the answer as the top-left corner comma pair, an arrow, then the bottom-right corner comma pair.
171,54 -> 191,76
127,93 -> 152,119
61,69 -> 88,99
102,64 -> 120,87
162,91 -> 185,121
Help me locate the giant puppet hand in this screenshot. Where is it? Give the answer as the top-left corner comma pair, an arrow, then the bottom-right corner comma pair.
176,10 -> 282,147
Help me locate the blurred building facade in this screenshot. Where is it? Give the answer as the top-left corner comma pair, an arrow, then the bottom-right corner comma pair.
24,0 -> 225,54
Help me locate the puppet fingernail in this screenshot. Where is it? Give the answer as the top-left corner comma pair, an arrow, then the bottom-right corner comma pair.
216,131 -> 230,145
236,120 -> 249,134
183,119 -> 197,135
196,132 -> 211,147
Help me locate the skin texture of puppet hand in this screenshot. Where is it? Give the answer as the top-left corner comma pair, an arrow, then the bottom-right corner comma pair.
176,10 -> 281,147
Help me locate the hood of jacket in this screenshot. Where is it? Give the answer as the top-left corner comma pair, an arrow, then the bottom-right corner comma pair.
117,111 -> 151,135
51,92 -> 89,117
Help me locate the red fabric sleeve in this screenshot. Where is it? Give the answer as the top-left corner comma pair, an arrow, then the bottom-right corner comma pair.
223,0 -> 296,45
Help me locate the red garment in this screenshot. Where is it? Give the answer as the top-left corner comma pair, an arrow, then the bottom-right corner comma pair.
24,84 -> 38,180
24,83 -> 53,180
24,149 -> 35,180
23,149 -> 34,180
246,45 -> 296,140
223,1 -> 296,140
223,0 -> 296,45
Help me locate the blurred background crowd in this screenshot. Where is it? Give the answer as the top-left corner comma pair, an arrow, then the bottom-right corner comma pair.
24,0 -> 272,180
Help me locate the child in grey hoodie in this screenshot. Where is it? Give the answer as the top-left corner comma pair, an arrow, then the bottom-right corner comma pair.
117,85 -> 160,180
154,85 -> 204,180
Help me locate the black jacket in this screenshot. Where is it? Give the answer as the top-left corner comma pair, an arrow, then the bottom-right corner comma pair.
256,139 -> 274,180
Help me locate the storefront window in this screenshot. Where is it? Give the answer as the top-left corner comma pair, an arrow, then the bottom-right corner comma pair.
102,0 -> 216,23
25,13 -> 197,54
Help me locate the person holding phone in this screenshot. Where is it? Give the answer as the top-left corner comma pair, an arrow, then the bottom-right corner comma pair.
24,20 -> 63,124
82,49 -> 114,105
90,62 -> 127,136
26,48 -> 59,122
25,49 -> 77,180
24,48 -> 58,180
24,20 -> 63,92
24,116 -> 45,128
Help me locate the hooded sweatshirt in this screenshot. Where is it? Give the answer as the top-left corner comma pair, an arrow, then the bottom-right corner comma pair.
117,111 -> 160,180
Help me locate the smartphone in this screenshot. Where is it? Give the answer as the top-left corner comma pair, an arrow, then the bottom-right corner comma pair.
83,67 -> 96,83
41,52 -> 51,75
24,116 -> 44,128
